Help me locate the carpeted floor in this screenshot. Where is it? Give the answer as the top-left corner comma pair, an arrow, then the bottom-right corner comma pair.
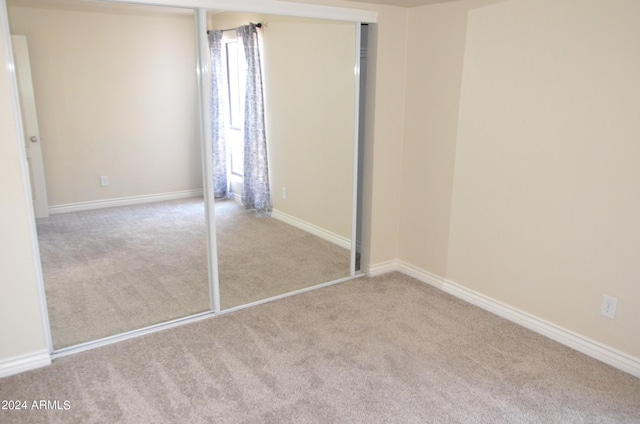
1,272 -> 638,423
215,199 -> 351,310
36,198 -> 350,349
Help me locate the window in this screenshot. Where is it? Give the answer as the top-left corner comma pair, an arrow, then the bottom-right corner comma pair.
222,34 -> 245,177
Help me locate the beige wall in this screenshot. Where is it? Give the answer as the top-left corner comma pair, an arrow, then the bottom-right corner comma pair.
208,11 -> 262,29
399,0 -> 502,276
8,3 -> 201,206
361,6 -> 407,266
264,15 -> 355,240
210,12 -> 356,240
0,26 -> 49,361
401,0 -> 640,359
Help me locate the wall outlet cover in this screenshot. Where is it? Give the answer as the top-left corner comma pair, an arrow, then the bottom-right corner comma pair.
600,295 -> 618,319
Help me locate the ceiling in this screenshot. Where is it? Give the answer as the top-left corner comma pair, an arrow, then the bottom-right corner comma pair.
8,0 -> 462,10
7,0 -> 193,14
341,0 -> 460,7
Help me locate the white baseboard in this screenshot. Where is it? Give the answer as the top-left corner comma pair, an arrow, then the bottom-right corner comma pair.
48,189 -> 204,215
367,259 -> 640,378
271,209 -> 351,250
366,260 -> 399,277
0,350 -> 50,379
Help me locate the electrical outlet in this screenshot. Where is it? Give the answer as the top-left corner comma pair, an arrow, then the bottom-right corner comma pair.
282,187 -> 287,199
600,295 -> 618,319
100,176 -> 109,187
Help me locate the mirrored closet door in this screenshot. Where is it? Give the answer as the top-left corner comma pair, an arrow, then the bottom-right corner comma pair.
7,0 -> 366,352
8,0 -> 211,349
206,12 -> 359,310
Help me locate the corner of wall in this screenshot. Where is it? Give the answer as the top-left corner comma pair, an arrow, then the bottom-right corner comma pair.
360,6 -> 409,269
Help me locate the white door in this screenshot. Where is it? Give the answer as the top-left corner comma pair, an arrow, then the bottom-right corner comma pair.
12,35 -> 49,218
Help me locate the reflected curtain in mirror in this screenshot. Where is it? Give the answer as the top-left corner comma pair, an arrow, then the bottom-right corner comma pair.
238,24 -> 271,213
209,24 -> 271,212
208,30 -> 230,199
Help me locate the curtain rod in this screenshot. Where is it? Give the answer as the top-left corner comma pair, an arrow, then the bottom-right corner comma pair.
207,22 -> 262,34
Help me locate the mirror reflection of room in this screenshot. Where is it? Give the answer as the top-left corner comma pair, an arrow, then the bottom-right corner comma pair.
7,0 -> 363,352
7,0 -> 209,349
207,12 -> 357,310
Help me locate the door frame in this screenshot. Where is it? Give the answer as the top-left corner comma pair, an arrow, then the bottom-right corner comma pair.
11,34 -> 49,219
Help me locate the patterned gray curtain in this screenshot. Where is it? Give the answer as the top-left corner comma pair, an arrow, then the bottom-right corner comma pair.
237,24 -> 272,213
207,30 -> 230,198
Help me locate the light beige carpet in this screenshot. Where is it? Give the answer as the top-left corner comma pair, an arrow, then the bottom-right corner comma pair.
37,198 -> 350,349
1,273 -> 638,423
214,199 -> 351,310
37,198 -> 210,349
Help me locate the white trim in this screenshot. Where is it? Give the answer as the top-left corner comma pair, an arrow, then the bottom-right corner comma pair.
219,272 -> 365,314
350,23 -> 362,277
52,271 -> 366,359
1,0 -> 54,353
195,8 -> 221,315
271,208 -> 350,250
94,0 -> 377,23
0,350 -> 50,378
391,260 -> 640,379
366,260 -> 399,277
52,310 -> 215,359
47,189 -> 204,214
